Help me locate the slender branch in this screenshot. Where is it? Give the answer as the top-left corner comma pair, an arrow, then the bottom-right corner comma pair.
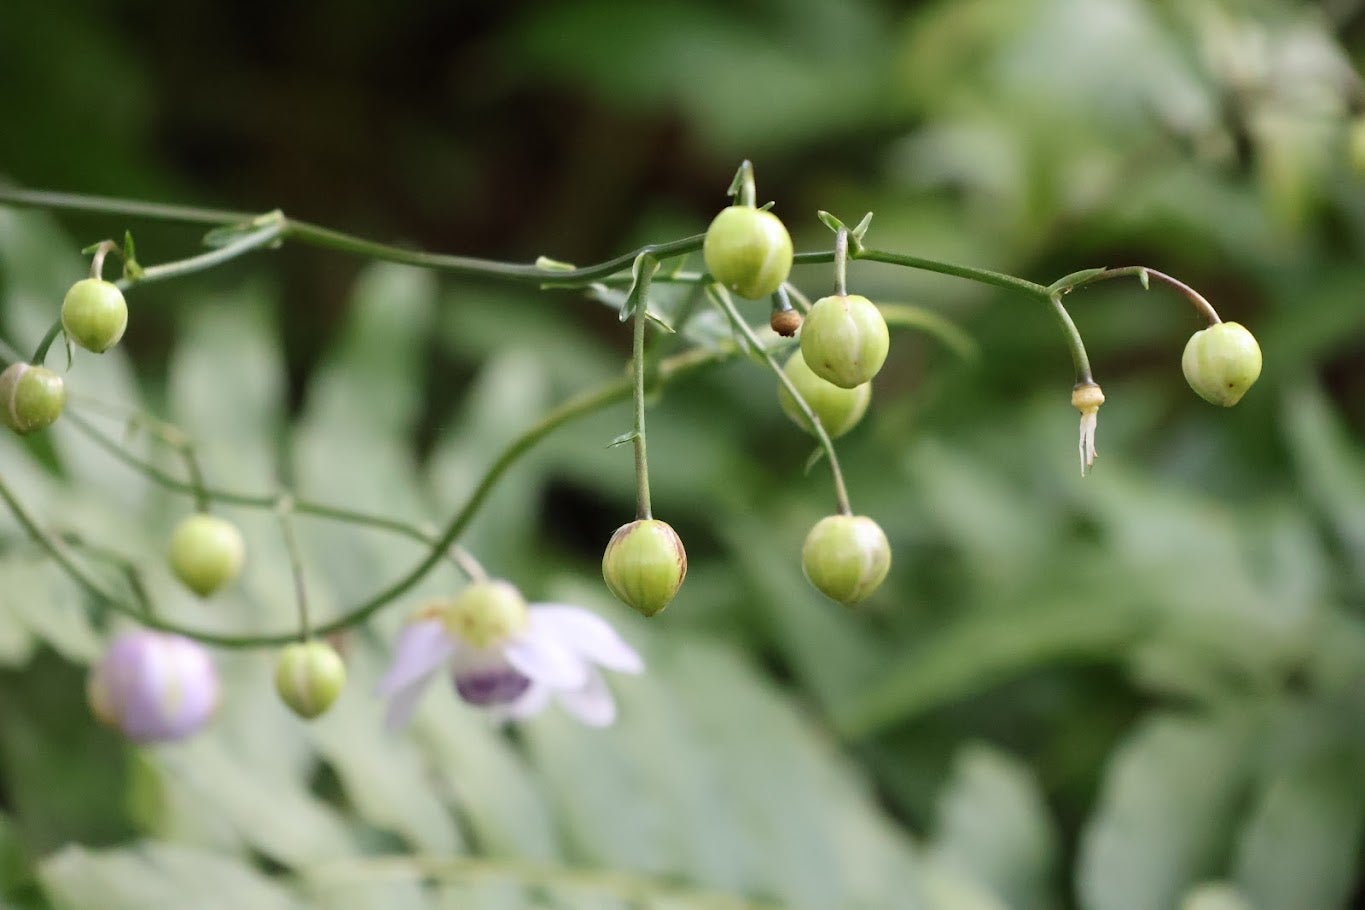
709,284 -> 852,516
833,229 -> 849,296
7,345 -> 734,647
794,246 -> 1052,299
631,273 -> 654,520
0,187 -> 254,226
1048,294 -> 1094,384
276,496 -> 312,640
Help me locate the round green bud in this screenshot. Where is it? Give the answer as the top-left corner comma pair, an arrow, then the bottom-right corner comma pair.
275,641 -> 347,719
0,362 -> 66,435
778,350 -> 871,439
443,580 -> 528,649
602,519 -> 687,617
61,278 -> 128,354
1181,321 -> 1262,407
168,513 -> 246,598
703,206 -> 794,300
799,294 -> 890,389
801,514 -> 891,606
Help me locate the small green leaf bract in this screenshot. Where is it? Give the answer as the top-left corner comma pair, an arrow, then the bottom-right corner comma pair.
534,256 -> 577,272
817,210 -> 849,235
608,430 -> 639,448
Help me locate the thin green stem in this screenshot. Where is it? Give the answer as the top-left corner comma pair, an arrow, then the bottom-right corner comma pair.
276,496 -> 312,640
0,187 -> 254,226
833,229 -> 849,296
30,323 -> 62,366
793,247 -> 1051,299
709,284 -> 853,516
1059,265 -> 1222,325
631,276 -> 653,520
736,160 -> 757,208
1048,294 -> 1094,384
9,346 -> 732,647
89,239 -> 118,281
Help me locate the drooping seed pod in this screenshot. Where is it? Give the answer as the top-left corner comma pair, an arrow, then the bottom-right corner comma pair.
274,641 -> 347,719
799,294 -> 890,389
601,519 -> 687,617
703,206 -> 794,300
1181,322 -> 1262,407
801,514 -> 891,606
0,362 -> 66,435
61,278 -> 128,353
778,349 -> 871,439
168,513 -> 246,598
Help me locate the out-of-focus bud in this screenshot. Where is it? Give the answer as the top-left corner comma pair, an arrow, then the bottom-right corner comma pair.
274,641 -> 347,719
778,349 -> 871,439
168,514 -> 246,598
442,580 -> 529,649
87,631 -> 219,742
0,362 -> 66,435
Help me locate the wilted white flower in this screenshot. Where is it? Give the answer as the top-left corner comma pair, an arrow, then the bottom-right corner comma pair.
1072,382 -> 1105,476
378,580 -> 643,730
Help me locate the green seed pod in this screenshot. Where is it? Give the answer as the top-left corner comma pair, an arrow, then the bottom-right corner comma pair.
799,294 -> 890,389
0,362 -> 66,435
275,641 -> 347,719
801,514 -> 891,606
443,580 -> 528,649
778,350 -> 871,439
1181,321 -> 1262,407
61,278 -> 128,354
703,206 -> 794,300
168,513 -> 246,598
602,519 -> 687,617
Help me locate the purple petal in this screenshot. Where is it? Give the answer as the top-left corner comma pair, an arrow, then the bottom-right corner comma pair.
453,666 -> 533,706
384,680 -> 432,732
496,683 -> 552,722
555,670 -> 617,728
502,627 -> 589,690
528,605 -> 644,674
376,619 -> 454,697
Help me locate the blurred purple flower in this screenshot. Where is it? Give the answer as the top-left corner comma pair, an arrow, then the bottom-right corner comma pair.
378,583 -> 643,730
87,630 -> 220,743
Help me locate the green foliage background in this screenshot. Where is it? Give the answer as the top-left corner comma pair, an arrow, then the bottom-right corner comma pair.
2,0 -> 1365,908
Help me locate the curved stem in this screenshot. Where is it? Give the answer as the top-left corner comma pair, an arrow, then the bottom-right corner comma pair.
1048,294 -> 1093,385
9,346 -> 733,647
794,246 -> 1052,299
1059,265 -> 1222,325
709,284 -> 852,516
31,322 -> 62,366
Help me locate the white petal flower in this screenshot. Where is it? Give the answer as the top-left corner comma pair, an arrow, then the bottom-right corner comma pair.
1071,382 -> 1105,476
377,583 -> 642,730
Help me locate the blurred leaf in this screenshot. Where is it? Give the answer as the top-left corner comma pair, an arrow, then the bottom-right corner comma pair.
1231,747 -> 1365,910
929,743 -> 1057,910
39,841 -> 303,910
1076,711 -> 1258,910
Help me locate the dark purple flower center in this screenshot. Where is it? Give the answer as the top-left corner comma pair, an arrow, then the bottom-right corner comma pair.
454,666 -> 532,706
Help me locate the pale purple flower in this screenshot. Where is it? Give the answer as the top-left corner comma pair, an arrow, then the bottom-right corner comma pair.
378,581 -> 643,730
87,631 -> 220,743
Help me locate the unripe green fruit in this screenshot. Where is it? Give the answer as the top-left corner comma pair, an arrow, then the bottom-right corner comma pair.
61,278 -> 128,353
799,294 -> 890,389
703,206 -> 794,300
1181,321 -> 1262,407
443,580 -> 528,648
802,515 -> 891,606
168,513 -> 246,598
0,363 -> 66,435
602,519 -> 687,617
778,350 -> 871,439
275,641 -> 347,719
